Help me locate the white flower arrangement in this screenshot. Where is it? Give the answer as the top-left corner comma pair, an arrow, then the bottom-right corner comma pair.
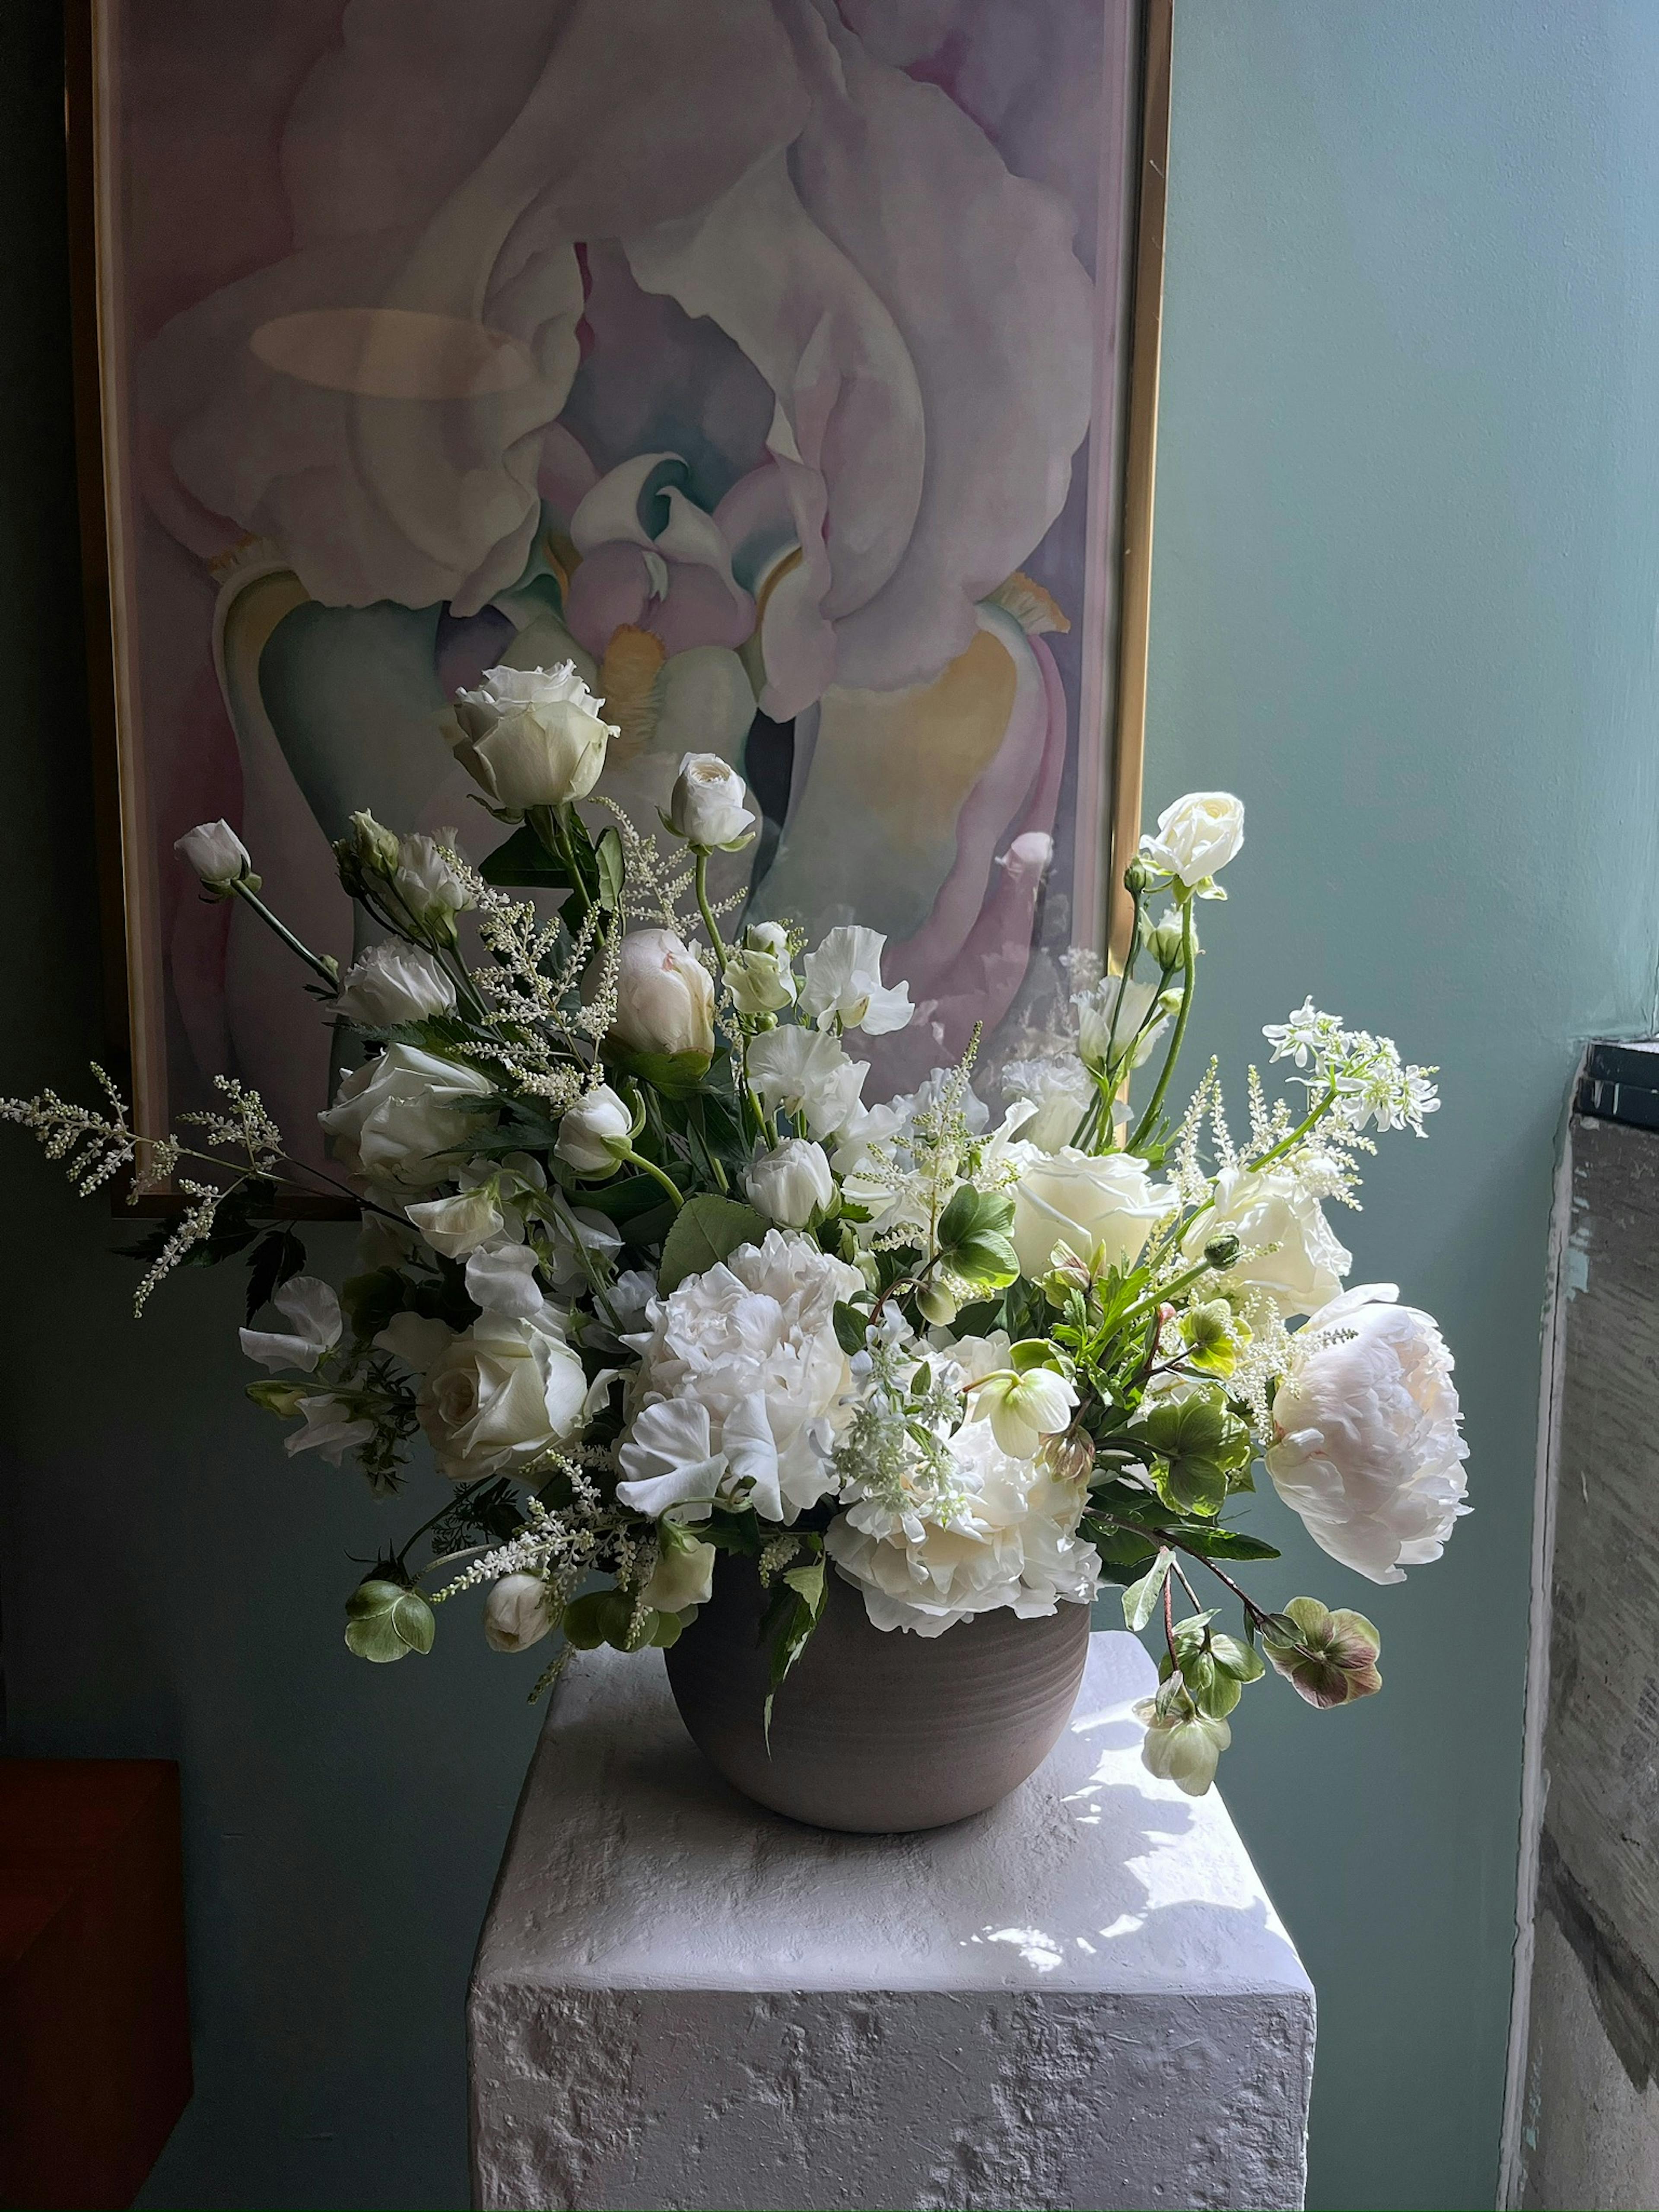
2,702 -> 1468,1794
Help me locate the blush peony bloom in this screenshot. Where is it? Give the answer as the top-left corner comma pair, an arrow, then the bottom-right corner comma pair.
1265,1285 -> 1469,1584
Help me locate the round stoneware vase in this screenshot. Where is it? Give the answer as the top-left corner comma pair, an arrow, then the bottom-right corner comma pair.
663,1554 -> 1091,1833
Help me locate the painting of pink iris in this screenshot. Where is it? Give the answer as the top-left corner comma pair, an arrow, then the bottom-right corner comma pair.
86,0 -> 1151,1148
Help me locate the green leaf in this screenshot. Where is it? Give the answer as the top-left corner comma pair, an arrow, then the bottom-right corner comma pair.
1211,1634 -> 1266,1682
1173,1526 -> 1281,1563
245,1228 -> 307,1325
562,1587 -> 636,1650
934,1185 -> 1020,1287
657,1194 -> 769,1294
594,826 -> 626,912
1082,1520 -> 1160,1570
833,1300 -> 869,1355
480,821 -> 571,888
1122,1548 -> 1174,1632
344,1579 -> 434,1664
1193,1665 -> 1243,1719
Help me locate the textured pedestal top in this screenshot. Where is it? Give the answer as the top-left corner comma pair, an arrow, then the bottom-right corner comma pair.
474,1630 -> 1310,2004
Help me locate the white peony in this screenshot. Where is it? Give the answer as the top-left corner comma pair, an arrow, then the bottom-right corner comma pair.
744,1138 -> 833,1229
1265,1284 -> 1469,1584
666,752 -> 756,849
800,925 -> 913,1036
1007,1144 -> 1174,1278
723,922 -> 797,1016
555,1084 -> 634,1175
240,1276 -> 342,1373
417,1306 -> 592,1481
175,818 -> 254,892
483,1573 -> 556,1653
449,662 -> 617,811
747,1024 -> 869,1141
999,1057 -> 1093,1152
826,1417 -> 1100,1635
1189,1166 -> 1352,1320
319,1045 -> 495,1196
609,930 -> 716,1062
334,941 -> 455,1027
617,1230 -> 863,1524
1140,791 -> 1245,887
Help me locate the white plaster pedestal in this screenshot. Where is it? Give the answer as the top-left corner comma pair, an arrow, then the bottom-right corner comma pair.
468,1630 -> 1314,2212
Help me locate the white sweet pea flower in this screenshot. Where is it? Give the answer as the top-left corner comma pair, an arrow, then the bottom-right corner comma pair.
283,1393 -> 375,1466
372,1311 -> 454,1372
449,662 -> 618,811
1265,1285 -> 1469,1584
405,1182 -> 505,1259
723,922 -> 797,1016
747,1024 -> 869,1140
744,1138 -> 834,1229
640,1525 -> 718,1614
554,1084 -> 634,1175
464,1240 -> 545,1319
1187,1166 -> 1352,1320
666,752 -> 756,849
175,819 -> 255,894
609,930 -> 716,1062
319,1045 -> 495,1197
1140,791 -> 1245,888
334,942 -> 456,1027
800,925 -> 913,1036
417,1306 -> 591,1481
615,1396 -> 731,1519
239,1276 -> 343,1373
483,1573 -> 556,1654
998,1058 -> 1093,1152
1075,976 -> 1176,1079
1006,1145 -> 1174,1278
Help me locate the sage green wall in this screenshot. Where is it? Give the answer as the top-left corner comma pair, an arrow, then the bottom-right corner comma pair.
1149,5 -> 1659,2207
3,3 -> 1658,2208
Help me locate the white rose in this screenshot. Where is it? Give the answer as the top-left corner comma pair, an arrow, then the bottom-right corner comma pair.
1188,1166 -> 1352,1320
394,832 -> 470,937
175,818 -> 254,893
800,925 -> 913,1036
999,1058 -> 1093,1152
239,1275 -> 342,1373
555,1084 -> 634,1175
666,752 -> 756,849
1141,791 -> 1245,887
1075,976 -> 1176,1079
746,1024 -> 868,1140
318,1045 -> 494,1195
744,1138 -> 833,1229
1007,1145 -> 1174,1278
640,1524 -> 718,1613
483,1573 -> 556,1653
334,941 -> 456,1027
449,662 -> 617,811
724,922 -> 797,1015
609,930 -> 715,1062
417,1307 -> 591,1481
1265,1285 -> 1469,1585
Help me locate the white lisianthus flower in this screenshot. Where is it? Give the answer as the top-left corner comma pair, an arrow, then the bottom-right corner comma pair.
826,1420 -> 1100,1636
1135,1705 -> 1232,1796
800,926 -> 914,1036
175,819 -> 254,894
555,1084 -> 634,1175
1188,1166 -> 1352,1320
449,662 -> 617,811
483,1573 -> 556,1654
417,1306 -> 591,1481
640,1523 -> 718,1613
334,941 -> 456,1027
617,1230 -> 863,1524
609,930 -> 716,1062
393,832 -> 471,939
973,1365 -> 1079,1462
666,752 -> 756,849
724,922 -> 797,1015
1075,976 -> 1176,1079
239,1276 -> 343,1373
998,1057 -> 1093,1152
1006,1144 -> 1174,1278
1140,791 -> 1245,887
744,1138 -> 833,1229
1265,1285 -> 1469,1584
747,1024 -> 869,1140
319,1045 -> 495,1196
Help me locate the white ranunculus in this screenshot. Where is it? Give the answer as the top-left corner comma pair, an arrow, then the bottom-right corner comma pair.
449,661 -> 618,812
239,1275 -> 343,1373
1075,976 -> 1175,1079
999,1057 -> 1094,1152
483,1573 -> 556,1653
1007,1145 -> 1174,1278
744,1138 -> 834,1229
618,1230 -> 863,1524
175,818 -> 253,892
319,1045 -> 495,1196
640,1524 -> 718,1613
747,1024 -> 869,1141
405,1182 -> 505,1260
609,931 -> 715,1062
800,925 -> 914,1036
1265,1285 -> 1469,1584
417,1306 -> 590,1481
555,1084 -> 634,1176
666,752 -> 756,849
724,922 -> 797,1016
394,832 -> 470,937
1141,791 -> 1245,887
826,1420 -> 1100,1636
334,941 -> 456,1027
973,1365 -> 1079,1462
1188,1166 -> 1352,1320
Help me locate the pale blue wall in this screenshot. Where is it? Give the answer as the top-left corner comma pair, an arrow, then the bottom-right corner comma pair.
4,3 -> 1659,2207
1150,5 -> 1659,2206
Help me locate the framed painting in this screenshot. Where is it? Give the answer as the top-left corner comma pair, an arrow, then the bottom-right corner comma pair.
67,0 -> 1170,1173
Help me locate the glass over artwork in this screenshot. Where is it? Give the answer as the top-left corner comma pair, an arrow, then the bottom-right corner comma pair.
91,0 -> 1146,1160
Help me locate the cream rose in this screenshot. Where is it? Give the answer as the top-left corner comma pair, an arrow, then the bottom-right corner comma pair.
1007,1144 -> 1174,1278
319,1045 -> 495,1196
608,930 -> 716,1062
1141,791 -> 1245,887
449,662 -> 617,811
1187,1166 -> 1351,1320
417,1308 -> 590,1481
666,752 -> 756,849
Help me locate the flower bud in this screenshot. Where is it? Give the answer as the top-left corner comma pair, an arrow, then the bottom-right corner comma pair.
916,1281 -> 959,1327
724,922 -> 797,1016
246,1379 -> 308,1417
1146,914 -> 1188,969
608,930 -> 716,1068
744,1138 -> 833,1229
346,809 -> 402,877
175,819 -> 256,896
665,752 -> 756,850
394,833 -> 470,945
555,1084 -> 634,1176
1203,1231 -> 1242,1270
640,1523 -> 718,1614
448,663 -> 617,813
482,1573 -> 556,1653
